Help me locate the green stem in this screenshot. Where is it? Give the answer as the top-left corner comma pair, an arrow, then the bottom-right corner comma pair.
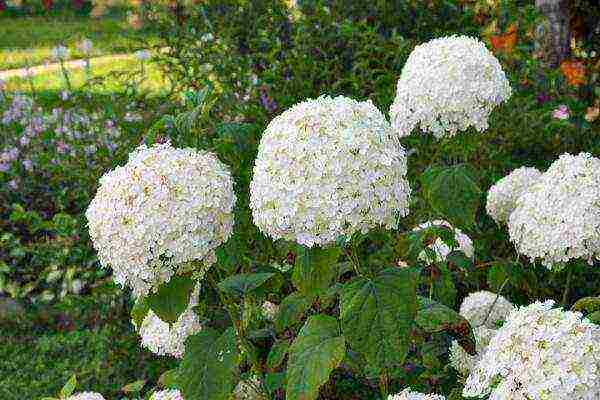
379,370 -> 389,399
480,277 -> 510,328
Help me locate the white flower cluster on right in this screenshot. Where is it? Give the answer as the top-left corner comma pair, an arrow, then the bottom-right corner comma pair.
463,300 -> 600,400
136,283 -> 202,358
486,166 -> 542,225
412,220 -> 474,263
86,142 -> 235,297
250,95 -> 411,247
390,35 -> 511,138
508,153 -> 600,269
149,389 -> 184,400
388,389 -> 446,400
68,393 -> 105,400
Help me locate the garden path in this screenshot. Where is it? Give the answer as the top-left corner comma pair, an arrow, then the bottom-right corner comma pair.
0,53 -> 132,80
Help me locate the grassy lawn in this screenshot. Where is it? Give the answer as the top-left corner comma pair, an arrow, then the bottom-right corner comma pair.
3,55 -> 169,96
0,11 -> 158,70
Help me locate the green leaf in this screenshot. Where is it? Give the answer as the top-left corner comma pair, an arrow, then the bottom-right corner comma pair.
421,164 -> 482,229
177,328 -> 240,400
265,372 -> 286,394
131,297 -> 150,328
147,275 -> 195,324
339,268 -> 417,372
121,380 -> 145,393
571,297 -> 600,314
416,296 -> 476,355
274,292 -> 312,333
267,339 -> 291,371
292,246 -> 341,298
158,369 -> 179,389
217,273 -> 274,297
286,315 -> 346,400
60,375 -> 77,398
430,263 -> 457,307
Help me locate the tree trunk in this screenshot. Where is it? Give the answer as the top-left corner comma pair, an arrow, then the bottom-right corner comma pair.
535,0 -> 571,68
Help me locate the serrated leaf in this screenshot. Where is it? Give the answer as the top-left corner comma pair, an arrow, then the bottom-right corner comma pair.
571,297 -> 600,314
286,315 -> 346,400
416,296 -> 476,355
421,164 -> 482,229
177,327 -> 239,400
267,340 -> 291,371
60,375 -> 77,398
292,246 -> 341,298
131,297 -> 150,328
121,380 -> 145,393
147,275 -> 195,323
339,268 -> 417,373
274,292 -> 312,333
217,273 -> 274,297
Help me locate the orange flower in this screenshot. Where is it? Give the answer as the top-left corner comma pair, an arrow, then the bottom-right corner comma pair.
585,106 -> 599,122
560,60 -> 587,86
490,24 -> 518,54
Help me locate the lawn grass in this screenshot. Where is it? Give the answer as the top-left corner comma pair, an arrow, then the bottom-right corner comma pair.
3,55 -> 170,96
0,290 -> 176,400
0,11 -> 158,70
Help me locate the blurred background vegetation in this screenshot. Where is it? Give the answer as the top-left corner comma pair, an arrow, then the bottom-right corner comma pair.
0,0 -> 599,399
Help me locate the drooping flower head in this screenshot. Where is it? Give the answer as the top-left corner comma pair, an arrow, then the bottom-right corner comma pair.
486,166 -> 542,225
450,326 -> 497,376
388,389 -> 446,400
68,393 -> 106,400
412,220 -> 474,263
390,35 -> 511,138
250,95 -> 411,247
508,153 -> 600,269
459,290 -> 514,329
136,283 -> 202,358
86,142 -> 235,297
464,301 -> 600,400
149,389 -> 184,400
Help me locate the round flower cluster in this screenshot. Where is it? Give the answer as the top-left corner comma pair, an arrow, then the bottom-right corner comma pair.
459,290 -> 514,329
508,153 -> 600,269
234,376 -> 264,400
86,143 -> 235,297
68,393 -> 105,400
486,167 -> 542,225
463,301 -> 600,400
450,326 -> 496,376
261,301 -> 279,321
150,389 -> 184,400
412,220 -> 474,263
250,95 -> 411,247
388,389 -> 446,400
389,35 -> 511,138
136,283 -> 202,358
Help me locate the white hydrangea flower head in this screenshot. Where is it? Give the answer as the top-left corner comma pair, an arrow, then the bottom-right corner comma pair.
234,375 -> 264,400
250,95 -> 411,247
463,300 -> 600,400
86,142 -> 235,298
390,35 -> 511,138
450,326 -> 496,376
149,389 -> 184,400
508,153 -> 600,269
388,389 -> 446,400
261,301 -> 279,321
459,290 -> 514,329
136,283 -> 202,358
68,393 -> 106,400
412,220 -> 474,263
486,167 -> 542,225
